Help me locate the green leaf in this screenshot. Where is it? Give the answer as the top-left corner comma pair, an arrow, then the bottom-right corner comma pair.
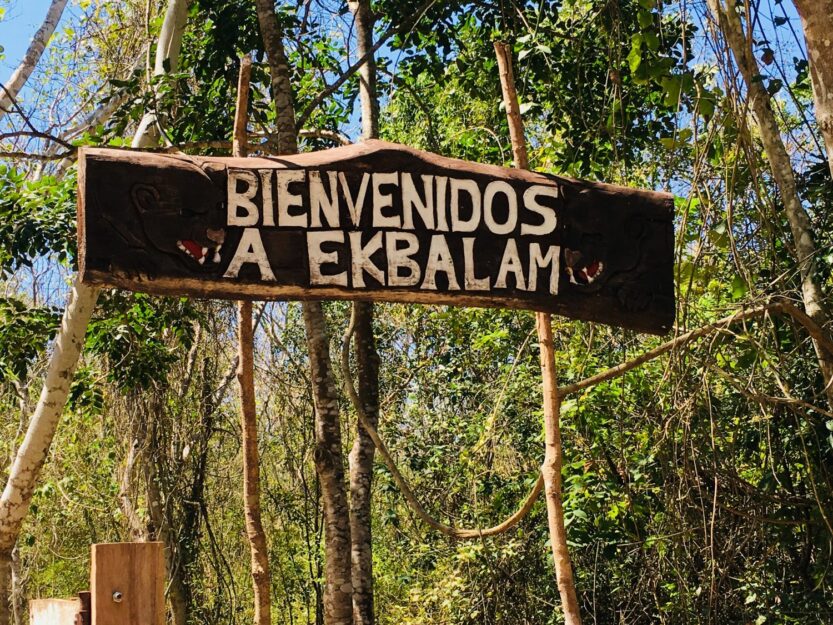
731,275 -> 748,300
698,94 -> 716,118
638,10 -> 654,28
660,76 -> 682,107
627,47 -> 643,73
708,221 -> 730,250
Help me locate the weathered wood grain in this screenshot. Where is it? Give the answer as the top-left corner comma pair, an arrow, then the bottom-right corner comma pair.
78,140 -> 674,334
90,543 -> 164,625
29,599 -> 79,625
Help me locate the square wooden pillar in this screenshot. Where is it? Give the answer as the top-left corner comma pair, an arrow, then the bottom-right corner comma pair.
91,542 -> 164,625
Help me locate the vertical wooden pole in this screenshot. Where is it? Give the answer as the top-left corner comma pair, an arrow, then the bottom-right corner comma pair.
494,41 -> 582,625
233,55 -> 272,625
91,542 -> 165,625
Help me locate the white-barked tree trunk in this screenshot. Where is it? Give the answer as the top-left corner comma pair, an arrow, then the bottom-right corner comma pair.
0,1 -> 192,622
0,0 -> 68,121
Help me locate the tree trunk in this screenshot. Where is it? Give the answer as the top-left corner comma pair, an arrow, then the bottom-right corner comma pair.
535,315 -> 583,625
0,282 -> 97,624
0,0 -> 191,620
494,41 -> 583,625
706,0 -> 833,408
347,2 -> 380,623
232,54 -> 272,625
254,0 -> 299,156
132,0 -> 192,148
348,0 -> 379,142
0,0 -> 68,120
238,302 -> 272,625
304,304 -> 354,625
254,5 -> 354,623
142,415 -> 189,625
793,0 -> 833,180
347,303 -> 378,625
0,553 -> 9,625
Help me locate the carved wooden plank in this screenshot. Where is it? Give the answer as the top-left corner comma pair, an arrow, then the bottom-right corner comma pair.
30,599 -> 79,625
91,543 -> 164,625
78,139 -> 675,334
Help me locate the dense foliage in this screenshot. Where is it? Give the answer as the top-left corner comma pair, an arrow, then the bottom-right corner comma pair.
1,0 -> 832,623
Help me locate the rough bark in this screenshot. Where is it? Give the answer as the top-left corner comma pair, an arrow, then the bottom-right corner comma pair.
706,0 -> 833,407
254,0 -> 299,155
347,2 -> 380,623
132,0 -> 191,148
349,0 -> 379,142
142,416 -> 189,625
347,303 -> 378,625
793,0 -> 833,180
253,6 -> 353,623
494,41 -> 583,625
304,304 -> 354,625
238,302 -> 272,625
0,553 -> 9,625
0,0 -> 69,121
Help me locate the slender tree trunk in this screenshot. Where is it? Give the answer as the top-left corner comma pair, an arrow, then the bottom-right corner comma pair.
9,551 -> 21,625
793,0 -> 833,180
535,316 -> 583,625
0,282 -> 97,625
304,305 -> 354,625
706,0 -> 833,408
349,0 -> 379,141
0,0 -> 68,120
132,0 -> 192,148
142,414 -> 189,625
239,302 -> 272,625
254,0 -> 299,155
347,303 -> 378,625
254,4 -> 354,623
232,54 -> 273,625
494,41 -> 583,625
347,2 -> 380,624
0,1 -> 191,621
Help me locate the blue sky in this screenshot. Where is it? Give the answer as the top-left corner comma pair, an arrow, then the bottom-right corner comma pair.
0,0 -> 59,75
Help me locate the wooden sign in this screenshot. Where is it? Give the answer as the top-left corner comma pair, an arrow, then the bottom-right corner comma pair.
78,140 -> 674,334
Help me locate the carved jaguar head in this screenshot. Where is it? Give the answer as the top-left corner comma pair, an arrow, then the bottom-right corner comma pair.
130,169 -> 226,271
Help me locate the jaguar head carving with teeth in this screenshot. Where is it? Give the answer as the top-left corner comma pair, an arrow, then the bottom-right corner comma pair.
129,174 -> 226,271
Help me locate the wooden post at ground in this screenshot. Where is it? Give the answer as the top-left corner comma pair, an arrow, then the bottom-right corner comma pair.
90,542 -> 165,625
232,54 -> 273,625
494,41 -> 583,625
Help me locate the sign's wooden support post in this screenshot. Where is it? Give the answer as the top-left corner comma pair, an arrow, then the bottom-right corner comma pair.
233,54 -> 273,625
90,542 -> 164,625
494,41 -> 583,625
